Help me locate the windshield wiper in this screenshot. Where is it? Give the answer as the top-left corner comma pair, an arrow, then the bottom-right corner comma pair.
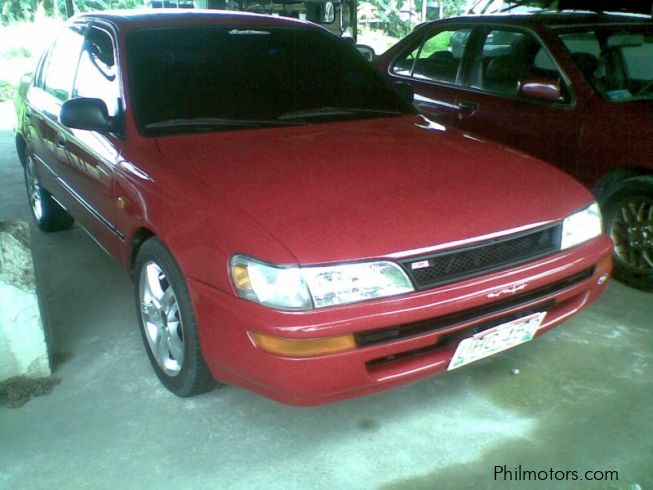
145,117 -> 300,131
277,107 -> 404,121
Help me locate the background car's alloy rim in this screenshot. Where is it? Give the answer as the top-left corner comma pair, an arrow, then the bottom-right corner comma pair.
139,262 -> 184,376
26,157 -> 43,221
610,197 -> 653,273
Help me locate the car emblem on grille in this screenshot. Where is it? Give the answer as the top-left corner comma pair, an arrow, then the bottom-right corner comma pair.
487,284 -> 528,299
411,260 -> 430,270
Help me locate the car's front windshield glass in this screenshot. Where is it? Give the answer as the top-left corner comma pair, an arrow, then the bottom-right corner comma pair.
128,26 -> 412,135
558,25 -> 653,102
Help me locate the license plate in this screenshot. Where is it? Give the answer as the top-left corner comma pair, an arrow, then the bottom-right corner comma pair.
447,312 -> 547,371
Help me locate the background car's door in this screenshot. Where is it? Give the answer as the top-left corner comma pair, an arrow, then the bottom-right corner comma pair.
386,26 -> 475,126
55,23 -> 124,256
452,26 -> 583,167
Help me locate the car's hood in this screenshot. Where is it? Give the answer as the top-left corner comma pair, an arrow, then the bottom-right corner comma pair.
155,116 -> 593,264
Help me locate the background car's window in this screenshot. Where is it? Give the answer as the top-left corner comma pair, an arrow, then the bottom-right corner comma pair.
560,27 -> 653,101
472,28 -> 565,99
391,43 -> 421,77
129,27 -> 413,135
622,35 -> 653,82
43,25 -> 85,103
73,25 -> 120,117
413,29 -> 471,84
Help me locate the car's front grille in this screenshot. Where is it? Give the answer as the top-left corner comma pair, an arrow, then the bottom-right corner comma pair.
355,267 -> 593,348
399,224 -> 562,290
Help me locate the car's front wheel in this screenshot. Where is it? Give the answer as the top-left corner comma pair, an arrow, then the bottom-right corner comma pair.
134,237 -> 216,396
24,155 -> 74,232
603,176 -> 653,291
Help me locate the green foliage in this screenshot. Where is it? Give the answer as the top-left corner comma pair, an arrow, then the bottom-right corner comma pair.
74,0 -> 144,13
1,45 -> 31,58
1,0 -> 59,24
365,0 -> 411,38
440,0 -> 467,17
358,0 -> 467,39
0,79 -> 15,102
1,0 -> 144,24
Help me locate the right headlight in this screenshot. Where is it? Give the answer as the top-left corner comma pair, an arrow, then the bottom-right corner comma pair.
560,203 -> 602,250
230,255 -> 414,310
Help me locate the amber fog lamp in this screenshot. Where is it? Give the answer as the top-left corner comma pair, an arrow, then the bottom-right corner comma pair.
251,331 -> 356,357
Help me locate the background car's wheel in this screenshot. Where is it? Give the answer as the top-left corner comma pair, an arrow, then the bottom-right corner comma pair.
24,155 -> 74,232
134,237 -> 216,397
602,176 -> 653,291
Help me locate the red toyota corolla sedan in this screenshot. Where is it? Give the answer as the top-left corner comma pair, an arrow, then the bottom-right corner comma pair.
15,10 -> 612,405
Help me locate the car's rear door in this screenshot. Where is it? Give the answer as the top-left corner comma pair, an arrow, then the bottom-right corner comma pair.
55,22 -> 125,256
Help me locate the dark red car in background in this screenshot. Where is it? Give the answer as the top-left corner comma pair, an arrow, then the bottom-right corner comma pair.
14,11 -> 612,405
377,10 -> 653,290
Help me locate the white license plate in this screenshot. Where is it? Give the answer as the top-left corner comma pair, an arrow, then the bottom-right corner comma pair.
447,312 -> 547,371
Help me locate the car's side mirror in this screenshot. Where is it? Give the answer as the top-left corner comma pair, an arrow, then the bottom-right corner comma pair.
355,44 -> 376,62
393,81 -> 414,104
519,79 -> 561,102
60,97 -> 117,133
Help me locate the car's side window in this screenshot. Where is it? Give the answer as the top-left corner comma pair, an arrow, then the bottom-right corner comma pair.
621,34 -> 653,82
391,28 -> 472,84
561,29 -> 653,100
43,24 -> 86,103
392,42 -> 421,77
32,48 -> 53,89
471,28 -> 567,101
73,25 -> 120,117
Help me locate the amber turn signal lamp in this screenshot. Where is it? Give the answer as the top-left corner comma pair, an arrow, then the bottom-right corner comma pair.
231,263 -> 252,290
596,256 -> 613,275
595,256 -> 612,285
251,331 -> 356,357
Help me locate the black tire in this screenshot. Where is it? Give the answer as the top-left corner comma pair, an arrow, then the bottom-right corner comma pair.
134,237 -> 216,397
602,176 -> 653,291
24,155 -> 74,232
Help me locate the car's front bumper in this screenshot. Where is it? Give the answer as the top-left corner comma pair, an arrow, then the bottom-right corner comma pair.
190,235 -> 612,406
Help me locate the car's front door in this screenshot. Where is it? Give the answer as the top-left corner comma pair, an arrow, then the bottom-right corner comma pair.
452,26 -> 583,167
56,23 -> 124,256
386,26 -> 475,126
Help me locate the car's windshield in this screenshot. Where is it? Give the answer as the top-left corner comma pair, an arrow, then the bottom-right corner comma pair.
128,26 -> 412,135
558,25 -> 653,102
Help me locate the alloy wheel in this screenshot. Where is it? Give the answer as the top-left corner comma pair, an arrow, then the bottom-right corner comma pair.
609,197 -> 653,273
25,157 -> 43,221
139,262 -> 185,376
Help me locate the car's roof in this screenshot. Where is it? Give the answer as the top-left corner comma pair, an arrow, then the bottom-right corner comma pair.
433,11 -> 652,30
73,8 -> 312,30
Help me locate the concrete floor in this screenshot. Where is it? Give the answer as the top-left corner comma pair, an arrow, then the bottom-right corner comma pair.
0,119 -> 652,489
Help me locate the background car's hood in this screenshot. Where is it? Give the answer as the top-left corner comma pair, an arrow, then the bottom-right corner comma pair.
155,116 -> 592,264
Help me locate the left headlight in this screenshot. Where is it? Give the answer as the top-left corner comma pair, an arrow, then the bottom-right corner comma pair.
230,255 -> 414,310
561,203 -> 602,250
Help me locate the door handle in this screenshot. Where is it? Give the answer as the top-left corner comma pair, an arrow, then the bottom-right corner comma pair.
56,133 -> 67,148
457,100 -> 479,115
